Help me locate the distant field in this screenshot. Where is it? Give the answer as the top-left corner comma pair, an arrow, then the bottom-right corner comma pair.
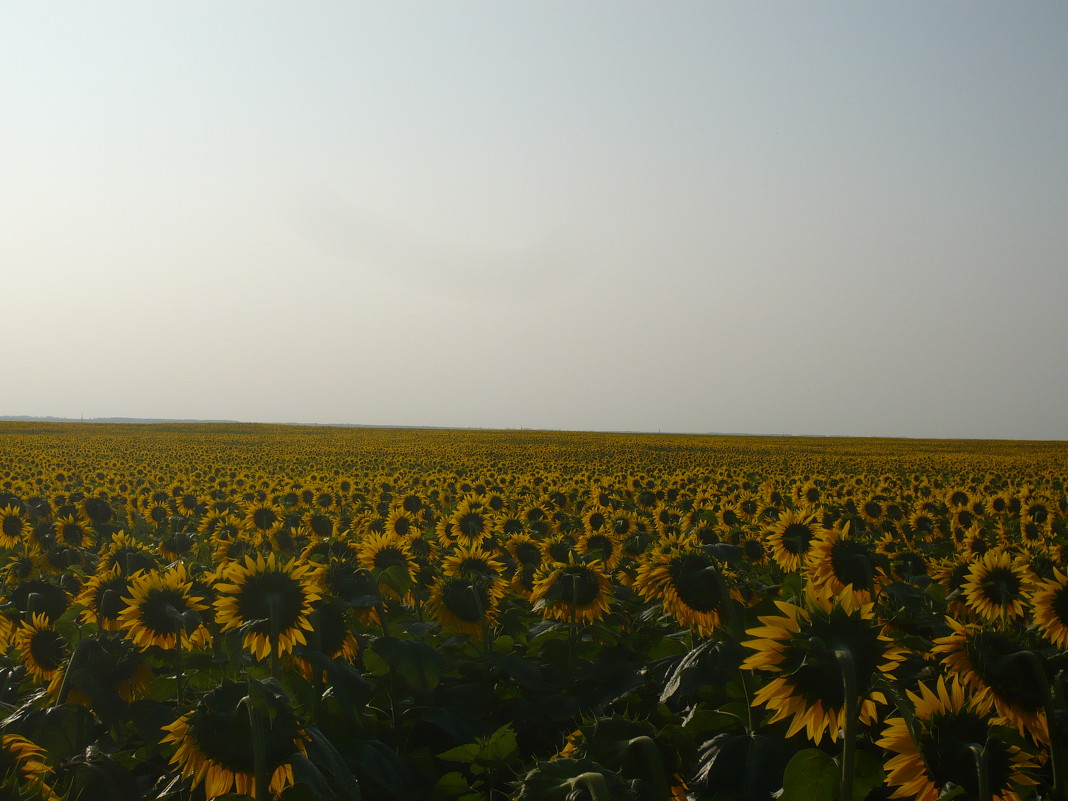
0,421 -> 1065,800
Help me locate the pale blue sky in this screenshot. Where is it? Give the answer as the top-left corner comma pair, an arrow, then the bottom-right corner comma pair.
3,3 -> 1066,439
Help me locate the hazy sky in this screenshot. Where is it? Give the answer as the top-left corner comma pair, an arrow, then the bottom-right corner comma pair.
3,3 -> 1066,439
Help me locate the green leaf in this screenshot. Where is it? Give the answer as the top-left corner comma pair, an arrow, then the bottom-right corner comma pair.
372,638 -> 444,694
438,742 -> 481,764
779,749 -> 838,801
852,750 -> 885,801
432,771 -> 479,801
437,725 -> 518,769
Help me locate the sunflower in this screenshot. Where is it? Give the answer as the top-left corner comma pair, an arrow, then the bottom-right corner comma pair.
805,522 -> 888,606
529,558 -> 613,625
5,577 -> 70,623
574,528 -> 624,571
505,534 -> 543,570
0,505 -> 27,549
243,501 -> 285,536
428,573 -> 508,638
384,507 -> 420,540
3,549 -> 41,585
214,553 -> 321,661
764,510 -> 824,573
98,530 -> 159,576
53,513 -> 96,551
1031,567 -> 1068,649
961,549 -> 1033,626
632,547 -> 733,637
741,589 -> 905,745
160,679 -> 307,800
13,612 -> 67,686
118,565 -> 212,651
449,498 -> 493,549
75,562 -> 130,631
932,617 -> 1050,744
440,544 -> 506,582
793,480 -> 822,508
581,505 -> 611,534
877,675 -> 1038,801
0,734 -> 56,800
354,531 -> 417,600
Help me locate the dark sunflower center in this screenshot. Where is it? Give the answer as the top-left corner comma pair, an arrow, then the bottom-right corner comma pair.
308,514 -> 333,537
2,516 -> 23,538
782,611 -> 883,703
547,538 -> 574,563
584,534 -> 614,561
965,634 -> 1046,713
780,523 -> 814,555
392,517 -> 412,536
548,566 -> 602,608
252,508 -> 279,530
457,557 -> 497,578
514,541 -> 541,566
372,546 -> 408,571
327,565 -> 378,605
1052,586 -> 1068,626
949,491 -> 969,507
441,578 -> 490,623
668,554 -> 724,613
829,540 -> 877,591
140,588 -> 194,634
587,512 -> 606,531
96,579 -> 129,621
59,522 -> 85,547
190,683 -> 301,773
456,512 -> 485,539
1028,504 -> 1049,523
310,602 -> 349,656
10,581 -> 69,622
29,628 -> 67,671
236,571 -> 307,633
918,712 -> 1014,797
979,567 -> 1022,605
863,501 -> 882,519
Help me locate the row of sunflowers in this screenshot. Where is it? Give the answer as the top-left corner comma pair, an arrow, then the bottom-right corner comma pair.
0,422 -> 1066,800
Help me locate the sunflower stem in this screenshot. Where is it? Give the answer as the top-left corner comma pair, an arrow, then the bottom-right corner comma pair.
833,646 -> 858,801
572,771 -> 612,801
267,594 -> 281,680
54,637 -> 91,706
967,742 -> 991,801
242,693 -> 271,801
165,605 -> 185,706
627,736 -> 671,801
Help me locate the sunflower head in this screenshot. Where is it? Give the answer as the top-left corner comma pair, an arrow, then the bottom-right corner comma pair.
429,573 -> 506,638
529,558 -> 613,625
742,590 -> 904,745
633,547 -> 732,637
932,618 -> 1050,744
161,679 -> 307,800
878,675 -> 1038,801
961,549 -> 1033,626
214,553 -> 321,661
14,612 -> 68,685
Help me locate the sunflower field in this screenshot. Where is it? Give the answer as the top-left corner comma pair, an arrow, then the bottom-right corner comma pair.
0,422 -> 1066,801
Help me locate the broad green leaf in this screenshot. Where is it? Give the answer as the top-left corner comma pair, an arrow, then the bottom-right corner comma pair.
779,749 -> 838,801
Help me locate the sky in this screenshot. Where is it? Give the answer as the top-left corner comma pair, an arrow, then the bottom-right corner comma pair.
3,2 -> 1066,440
